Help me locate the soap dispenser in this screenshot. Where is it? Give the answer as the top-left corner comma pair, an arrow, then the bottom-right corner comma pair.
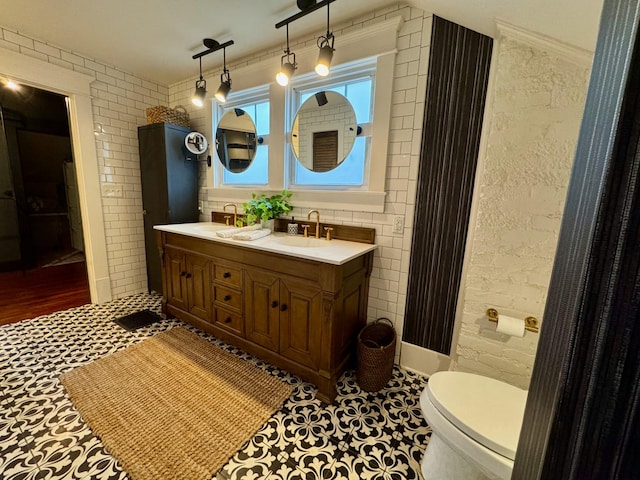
287,217 -> 298,235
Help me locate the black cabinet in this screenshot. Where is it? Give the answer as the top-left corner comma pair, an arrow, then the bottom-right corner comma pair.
138,123 -> 198,293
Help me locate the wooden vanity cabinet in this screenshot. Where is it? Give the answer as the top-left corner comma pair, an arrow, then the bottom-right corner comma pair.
158,231 -> 373,403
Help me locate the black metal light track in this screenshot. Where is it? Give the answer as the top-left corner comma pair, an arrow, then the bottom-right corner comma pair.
192,39 -> 235,60
275,0 -> 336,29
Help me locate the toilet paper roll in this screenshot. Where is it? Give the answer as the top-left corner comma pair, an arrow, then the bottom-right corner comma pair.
496,314 -> 525,337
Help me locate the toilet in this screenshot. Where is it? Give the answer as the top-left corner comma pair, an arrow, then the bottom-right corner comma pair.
419,371 -> 528,480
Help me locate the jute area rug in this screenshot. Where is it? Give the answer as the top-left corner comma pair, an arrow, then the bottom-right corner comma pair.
60,327 -> 292,480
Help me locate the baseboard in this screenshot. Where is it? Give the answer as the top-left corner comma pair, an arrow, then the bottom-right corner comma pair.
399,341 -> 451,377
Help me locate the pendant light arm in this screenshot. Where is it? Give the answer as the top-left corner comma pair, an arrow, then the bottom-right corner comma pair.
325,1 -> 331,39
281,24 -> 297,66
285,24 -> 290,54
220,47 -> 231,84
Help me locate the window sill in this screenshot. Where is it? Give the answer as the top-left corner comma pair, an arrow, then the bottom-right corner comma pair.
206,187 -> 386,213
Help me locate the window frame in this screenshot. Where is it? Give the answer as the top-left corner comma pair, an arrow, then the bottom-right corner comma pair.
212,84 -> 271,189
204,15 -> 400,212
286,64 -> 376,191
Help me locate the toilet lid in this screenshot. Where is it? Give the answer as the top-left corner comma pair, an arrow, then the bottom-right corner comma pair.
427,371 -> 528,460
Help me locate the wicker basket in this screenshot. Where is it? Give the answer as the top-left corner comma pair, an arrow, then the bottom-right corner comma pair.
145,105 -> 190,128
356,317 -> 396,392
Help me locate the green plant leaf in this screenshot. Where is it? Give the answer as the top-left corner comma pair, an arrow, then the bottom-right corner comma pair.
239,190 -> 293,225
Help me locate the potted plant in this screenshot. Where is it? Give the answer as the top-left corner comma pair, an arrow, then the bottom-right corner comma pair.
239,190 -> 293,229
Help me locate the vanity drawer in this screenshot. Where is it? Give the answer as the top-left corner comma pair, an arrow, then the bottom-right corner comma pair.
213,285 -> 243,312
214,308 -> 243,336
213,263 -> 243,288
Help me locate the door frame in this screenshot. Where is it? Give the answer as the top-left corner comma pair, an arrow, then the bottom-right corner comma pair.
0,46 -> 112,303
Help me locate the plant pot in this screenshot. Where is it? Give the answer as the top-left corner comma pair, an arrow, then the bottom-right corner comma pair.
261,219 -> 275,231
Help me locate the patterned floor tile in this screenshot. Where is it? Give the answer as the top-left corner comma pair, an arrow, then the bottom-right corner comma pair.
1,292 -> 429,480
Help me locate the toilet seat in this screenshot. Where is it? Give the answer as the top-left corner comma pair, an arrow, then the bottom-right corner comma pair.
420,372 -> 528,480
427,371 -> 528,459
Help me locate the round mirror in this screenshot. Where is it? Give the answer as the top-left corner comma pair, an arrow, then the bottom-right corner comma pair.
216,108 -> 257,173
185,131 -> 208,155
291,91 -> 358,172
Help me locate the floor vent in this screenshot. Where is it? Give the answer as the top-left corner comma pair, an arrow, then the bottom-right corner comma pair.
113,310 -> 161,331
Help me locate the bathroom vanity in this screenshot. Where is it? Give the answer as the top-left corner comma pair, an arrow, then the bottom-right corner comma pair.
155,223 -> 376,403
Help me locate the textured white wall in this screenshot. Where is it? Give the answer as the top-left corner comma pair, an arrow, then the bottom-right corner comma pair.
0,26 -> 169,298
169,3 -> 432,361
452,34 -> 591,388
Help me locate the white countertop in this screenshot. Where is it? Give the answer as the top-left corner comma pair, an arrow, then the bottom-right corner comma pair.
154,222 -> 377,265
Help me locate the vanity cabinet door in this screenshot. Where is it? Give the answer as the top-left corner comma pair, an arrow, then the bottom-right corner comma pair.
185,253 -> 210,320
165,247 -> 188,311
164,247 -> 210,320
244,268 -> 280,351
278,276 -> 323,370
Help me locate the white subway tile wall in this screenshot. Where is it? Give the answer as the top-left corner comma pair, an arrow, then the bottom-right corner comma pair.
169,4 -> 431,362
1,25 -> 169,298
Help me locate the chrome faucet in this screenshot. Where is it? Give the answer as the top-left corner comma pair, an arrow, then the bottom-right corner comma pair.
223,203 -> 237,227
307,209 -> 321,239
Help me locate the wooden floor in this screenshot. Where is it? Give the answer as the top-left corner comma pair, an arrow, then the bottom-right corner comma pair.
0,262 -> 91,326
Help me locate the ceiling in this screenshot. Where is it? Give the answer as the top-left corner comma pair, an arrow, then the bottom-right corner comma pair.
0,0 -> 605,86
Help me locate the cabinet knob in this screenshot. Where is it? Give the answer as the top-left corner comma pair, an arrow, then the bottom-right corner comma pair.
185,273 -> 192,279
223,272 -> 231,278
225,317 -> 232,324
224,294 -> 231,301
271,300 -> 279,308
280,304 -> 288,312
180,272 -> 185,277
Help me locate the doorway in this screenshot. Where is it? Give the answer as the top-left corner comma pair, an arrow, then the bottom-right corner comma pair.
0,82 -> 90,325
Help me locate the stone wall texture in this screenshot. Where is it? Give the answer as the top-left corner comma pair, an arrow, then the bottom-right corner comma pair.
453,35 -> 591,388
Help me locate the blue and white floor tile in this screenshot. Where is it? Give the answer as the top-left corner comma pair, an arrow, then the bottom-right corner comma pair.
0,293 -> 431,479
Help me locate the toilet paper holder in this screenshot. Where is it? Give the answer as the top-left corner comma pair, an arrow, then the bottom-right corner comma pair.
486,308 -> 539,333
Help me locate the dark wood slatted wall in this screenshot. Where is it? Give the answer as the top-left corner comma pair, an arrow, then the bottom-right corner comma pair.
402,16 -> 493,355
513,0 -> 640,477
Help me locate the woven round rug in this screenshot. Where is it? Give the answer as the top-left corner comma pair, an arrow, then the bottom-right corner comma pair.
60,327 -> 292,480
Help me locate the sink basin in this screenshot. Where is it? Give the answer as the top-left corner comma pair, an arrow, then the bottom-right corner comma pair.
274,236 -> 329,248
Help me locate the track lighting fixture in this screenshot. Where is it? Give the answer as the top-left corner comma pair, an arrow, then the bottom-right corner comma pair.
315,91 -> 328,106
191,38 -> 234,105
191,57 -> 207,107
5,80 -> 19,90
276,24 -> 297,86
215,75 -> 231,103
315,2 -> 334,76
276,0 -> 337,80
215,46 -> 232,103
315,38 -> 334,76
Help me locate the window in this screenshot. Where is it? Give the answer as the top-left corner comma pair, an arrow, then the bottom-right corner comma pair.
205,28 -> 398,212
289,74 -> 374,189
213,89 -> 270,187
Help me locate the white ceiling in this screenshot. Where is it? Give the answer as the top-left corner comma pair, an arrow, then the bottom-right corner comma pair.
0,0 -> 605,86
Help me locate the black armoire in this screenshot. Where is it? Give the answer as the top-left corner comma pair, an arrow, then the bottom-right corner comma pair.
138,122 -> 199,293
